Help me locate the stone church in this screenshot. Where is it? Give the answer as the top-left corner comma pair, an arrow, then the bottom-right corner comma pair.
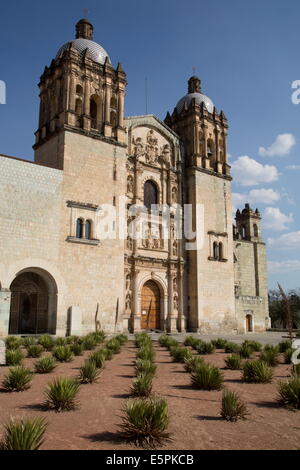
0,19 -> 270,337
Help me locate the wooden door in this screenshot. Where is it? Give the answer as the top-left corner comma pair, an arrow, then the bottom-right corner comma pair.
246,314 -> 253,332
141,281 -> 161,330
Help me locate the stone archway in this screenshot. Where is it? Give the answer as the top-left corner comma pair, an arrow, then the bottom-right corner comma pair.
9,268 -> 58,335
141,280 -> 161,330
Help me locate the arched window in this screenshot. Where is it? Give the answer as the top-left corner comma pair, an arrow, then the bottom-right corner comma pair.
76,219 -> 84,239
213,242 -> 219,260
110,110 -> 117,127
85,220 -> 92,240
75,99 -> 83,115
219,242 -> 223,260
90,99 -> 98,129
253,224 -> 258,237
144,180 -> 158,210
110,96 -> 117,109
207,139 -> 215,158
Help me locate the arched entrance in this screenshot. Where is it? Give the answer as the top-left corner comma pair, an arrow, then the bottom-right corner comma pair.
141,280 -> 161,330
246,314 -> 253,333
9,268 -> 57,335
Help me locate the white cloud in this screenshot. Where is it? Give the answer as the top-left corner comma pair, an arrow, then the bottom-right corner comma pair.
259,133 -> 296,157
231,156 -> 279,186
268,231 -> 300,249
233,189 -> 281,214
286,165 -> 300,170
263,207 -> 293,231
268,260 -> 300,274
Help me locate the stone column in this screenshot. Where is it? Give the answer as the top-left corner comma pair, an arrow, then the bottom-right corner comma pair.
0,289 -> 11,337
167,273 -> 177,333
132,270 -> 141,332
83,80 -> 91,131
117,89 -> 126,143
104,81 -> 112,138
202,124 -> 210,169
215,127 -> 222,173
178,267 -> 186,332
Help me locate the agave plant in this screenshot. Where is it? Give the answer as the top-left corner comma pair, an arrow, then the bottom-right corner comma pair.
277,377 -> 300,410
260,349 -> 279,367
27,344 -> 44,358
89,350 -> 106,369
221,389 -> 248,422
52,346 -> 73,363
211,338 -> 228,349
120,396 -> 171,448
184,355 -> 204,373
137,347 -> 155,362
195,341 -> 215,355
45,377 -> 80,412
184,336 -> 199,348
115,334 -> 128,345
106,338 -> 121,354
243,340 -> 262,353
1,417 -> 47,450
81,336 -> 97,351
70,342 -> 84,357
242,360 -> 273,383
79,360 -> 101,384
225,342 -> 241,354
21,337 -> 37,348
6,349 -> 23,366
278,340 -> 292,353
284,348 -> 295,364
191,363 -> 224,391
34,356 -> 57,374
170,346 -> 193,363
102,348 -> 113,361
263,344 -> 279,354
135,359 -> 157,377
55,337 -> 68,346
225,354 -> 242,370
2,366 -> 33,392
131,373 -> 153,398
5,336 -> 22,350
38,335 -> 55,351
158,335 -> 178,349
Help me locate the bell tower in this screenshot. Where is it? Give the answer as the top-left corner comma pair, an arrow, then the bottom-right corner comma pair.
34,19 -> 127,168
165,76 -> 236,333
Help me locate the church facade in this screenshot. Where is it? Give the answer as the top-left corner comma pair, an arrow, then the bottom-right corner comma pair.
0,19 -> 270,337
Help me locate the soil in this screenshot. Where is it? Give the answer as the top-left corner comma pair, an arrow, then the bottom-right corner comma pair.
0,342 -> 299,450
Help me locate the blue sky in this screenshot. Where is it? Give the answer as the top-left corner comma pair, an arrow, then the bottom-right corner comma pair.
0,0 -> 299,290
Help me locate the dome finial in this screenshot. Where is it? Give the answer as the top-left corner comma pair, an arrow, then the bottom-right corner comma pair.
76,18 -> 94,40
188,76 -> 201,94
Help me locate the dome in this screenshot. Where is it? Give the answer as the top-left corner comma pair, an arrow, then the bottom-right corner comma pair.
56,38 -> 111,65
176,92 -> 214,114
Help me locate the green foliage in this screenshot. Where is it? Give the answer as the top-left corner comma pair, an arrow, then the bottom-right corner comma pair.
52,346 -> 73,363
27,345 -> 44,358
137,346 -> 155,362
81,336 -> 97,351
278,377 -> 300,410
5,336 -> 22,350
170,346 -> 193,363
292,363 -> 300,377
158,335 -> 178,349
102,348 -> 113,361
121,396 -> 170,449
45,377 -> 80,412
195,341 -> 215,355
279,340 -> 292,353
242,340 -> 262,352
221,389 -> 248,422
38,335 -> 55,351
184,336 -> 199,348
242,360 -> 273,383
70,342 -> 83,356
55,337 -> 68,346
225,342 -> 241,354
106,338 -> 121,354
21,337 -> 36,348
34,356 -> 57,374
239,344 -> 252,359
2,366 -> 33,392
89,350 -> 106,369
131,373 -> 153,398
284,348 -> 295,364
263,344 -> 279,353
225,354 -> 242,370
135,333 -> 151,348
260,349 -> 279,367
211,338 -> 228,349
1,417 -> 47,450
115,334 -> 128,345
79,360 -> 101,384
184,355 -> 204,373
191,363 -> 224,391
135,359 -> 157,377
6,349 -> 23,366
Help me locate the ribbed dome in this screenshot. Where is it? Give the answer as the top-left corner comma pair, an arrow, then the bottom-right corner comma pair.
56,38 -> 111,65
176,92 -> 214,114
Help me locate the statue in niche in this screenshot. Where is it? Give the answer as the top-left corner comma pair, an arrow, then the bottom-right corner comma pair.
126,274 -> 131,291
125,293 -> 131,312
173,240 -> 178,256
172,187 -> 178,204
146,130 -> 159,163
173,277 -> 177,293
161,144 -> 171,164
173,293 -> 179,310
127,235 -> 133,250
127,175 -> 134,195
132,136 -> 144,158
